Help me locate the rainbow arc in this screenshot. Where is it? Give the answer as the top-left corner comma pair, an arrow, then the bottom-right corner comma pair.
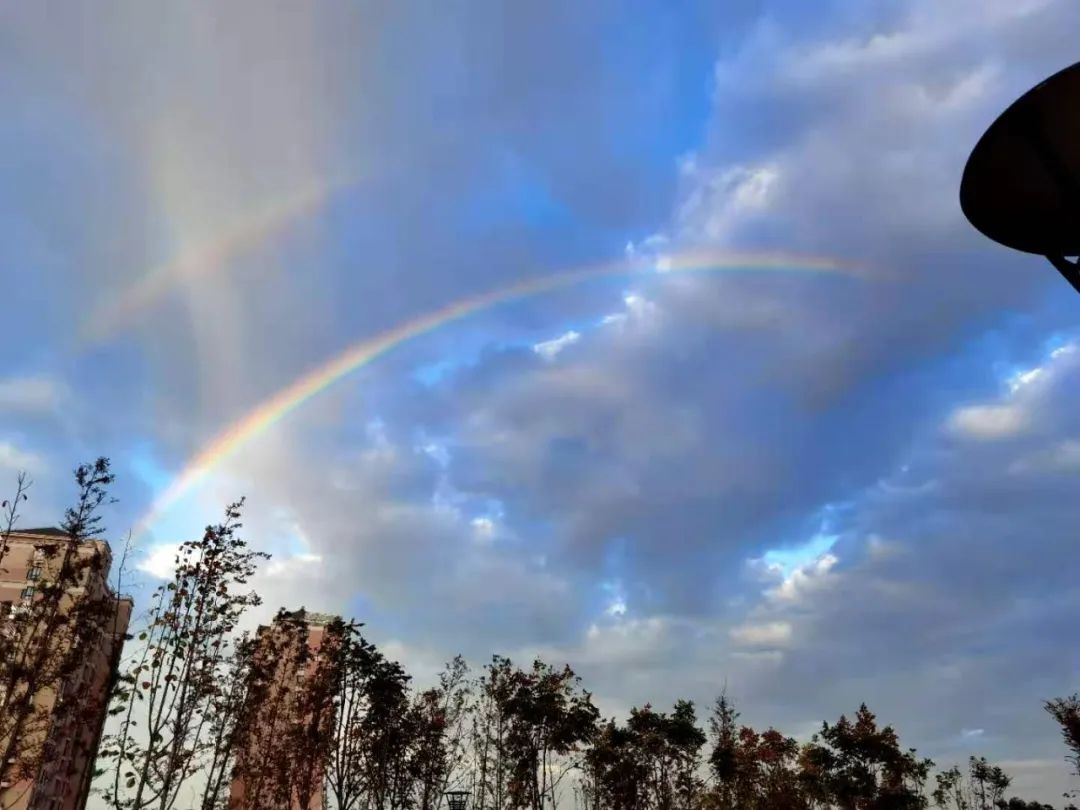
134,249 -> 870,536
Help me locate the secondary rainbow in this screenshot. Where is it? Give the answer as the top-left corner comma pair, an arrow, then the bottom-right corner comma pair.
134,249 -> 867,536
82,174 -> 354,346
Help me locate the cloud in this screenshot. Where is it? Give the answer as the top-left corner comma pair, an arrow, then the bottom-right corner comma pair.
533,330 -> 581,361
674,163 -> 781,242
730,620 -> 792,648
0,441 -> 44,474
5,2 -> 1080,805
764,554 -> 840,604
136,543 -> 182,580
0,376 -> 66,413
948,404 -> 1028,440
329,4 -> 1080,800
470,515 -> 497,540
719,335 -> 1080,799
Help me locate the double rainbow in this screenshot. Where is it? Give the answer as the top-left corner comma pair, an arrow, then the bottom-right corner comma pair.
134,249 -> 867,536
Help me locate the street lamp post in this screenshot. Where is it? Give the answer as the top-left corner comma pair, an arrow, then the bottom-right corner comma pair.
960,60 -> 1080,294
445,790 -> 471,810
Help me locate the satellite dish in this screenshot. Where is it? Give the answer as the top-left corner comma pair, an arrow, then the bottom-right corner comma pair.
960,60 -> 1080,293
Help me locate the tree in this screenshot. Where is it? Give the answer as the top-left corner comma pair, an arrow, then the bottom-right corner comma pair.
1045,695 -> 1080,779
996,799 -> 1056,810
0,470 -> 31,566
933,765 -> 969,810
229,615 -> 315,810
583,718 -> 647,810
0,459 -> 123,807
624,701 -> 707,810
503,659 -> 599,810
469,657 -> 597,810
706,693 -> 806,810
801,703 -> 933,810
294,622 -> 348,810
327,625 -> 380,810
472,656 -> 520,810
198,632 -> 260,810
666,701 -> 708,810
436,655 -> 474,796
98,499 -> 269,810
969,757 -> 1011,810
408,656 -> 472,810
933,757 -> 1011,810
226,610 -> 347,810
360,652 -> 414,810
707,693 -> 744,810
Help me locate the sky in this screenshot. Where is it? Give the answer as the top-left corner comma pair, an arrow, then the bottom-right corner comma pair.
1,0 -> 1079,801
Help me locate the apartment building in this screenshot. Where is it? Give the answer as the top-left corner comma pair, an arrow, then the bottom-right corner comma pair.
0,528 -> 132,810
229,608 -> 342,810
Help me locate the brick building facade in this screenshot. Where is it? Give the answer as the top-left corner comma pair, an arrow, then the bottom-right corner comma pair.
229,608 -> 342,810
0,529 -> 132,810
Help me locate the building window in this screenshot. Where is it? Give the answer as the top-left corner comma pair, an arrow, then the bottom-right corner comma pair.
20,585 -> 35,600
27,565 -> 42,581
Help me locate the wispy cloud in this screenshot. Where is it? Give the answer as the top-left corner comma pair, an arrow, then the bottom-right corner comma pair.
0,376 -> 66,413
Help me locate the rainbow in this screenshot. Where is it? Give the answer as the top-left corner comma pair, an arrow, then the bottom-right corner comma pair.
81,174 -> 353,345
134,249 -> 869,536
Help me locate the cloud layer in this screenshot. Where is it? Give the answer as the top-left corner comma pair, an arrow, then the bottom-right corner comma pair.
2,0 -> 1078,802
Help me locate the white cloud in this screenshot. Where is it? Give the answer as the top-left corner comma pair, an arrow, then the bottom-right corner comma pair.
136,542 -> 182,579
730,620 -> 792,647
675,163 -> 781,242
578,616 -> 681,667
419,441 -> 451,468
798,30 -> 928,77
767,553 -> 839,603
948,404 -> 1028,440
622,293 -> 654,317
134,542 -> 323,585
470,515 -> 496,539
606,598 -> 627,617
1007,366 -> 1044,392
600,292 -> 660,333
602,578 -> 628,618
0,376 -> 66,413
265,553 -> 323,578
533,330 -> 581,361
947,338 -> 1080,442
0,441 -> 43,473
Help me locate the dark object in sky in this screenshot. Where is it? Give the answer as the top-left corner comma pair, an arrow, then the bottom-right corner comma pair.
960,60 -> 1080,293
